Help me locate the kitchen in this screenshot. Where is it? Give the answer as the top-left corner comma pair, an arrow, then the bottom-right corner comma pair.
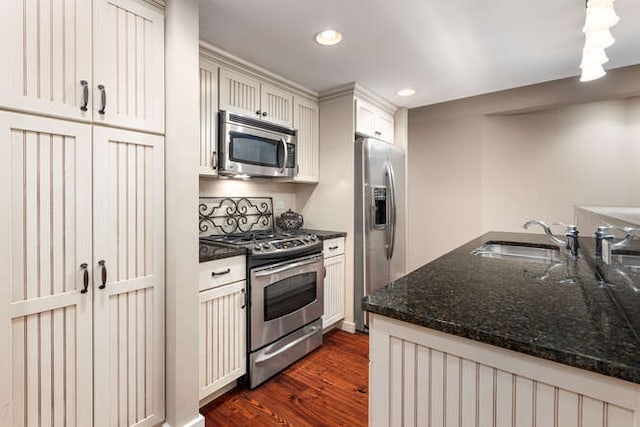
1,0 -> 639,426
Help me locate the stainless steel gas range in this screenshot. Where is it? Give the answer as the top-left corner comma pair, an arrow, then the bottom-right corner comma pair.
199,198 -> 324,388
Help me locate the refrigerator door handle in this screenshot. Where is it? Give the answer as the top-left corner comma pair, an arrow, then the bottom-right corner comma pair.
385,162 -> 397,260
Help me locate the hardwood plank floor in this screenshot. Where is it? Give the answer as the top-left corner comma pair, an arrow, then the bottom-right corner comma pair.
201,329 -> 369,426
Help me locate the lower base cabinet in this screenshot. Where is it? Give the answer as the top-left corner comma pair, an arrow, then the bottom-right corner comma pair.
198,257 -> 246,401
322,237 -> 346,330
369,314 -> 640,427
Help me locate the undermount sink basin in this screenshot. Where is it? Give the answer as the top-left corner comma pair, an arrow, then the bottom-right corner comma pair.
612,250 -> 640,269
471,241 -> 562,263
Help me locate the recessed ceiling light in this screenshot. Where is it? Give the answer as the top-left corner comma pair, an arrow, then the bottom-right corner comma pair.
397,89 -> 416,97
315,29 -> 343,46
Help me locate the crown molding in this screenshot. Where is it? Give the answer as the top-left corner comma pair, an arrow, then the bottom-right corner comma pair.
319,82 -> 397,114
199,40 -> 318,101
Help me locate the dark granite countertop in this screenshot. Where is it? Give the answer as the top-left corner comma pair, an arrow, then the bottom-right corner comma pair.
362,231 -> 640,384
199,241 -> 247,263
300,229 -> 347,240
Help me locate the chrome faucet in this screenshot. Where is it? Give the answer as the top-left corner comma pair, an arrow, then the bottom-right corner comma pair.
523,219 -> 580,258
595,225 -> 639,262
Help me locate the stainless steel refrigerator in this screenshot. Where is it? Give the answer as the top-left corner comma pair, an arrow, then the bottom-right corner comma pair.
354,137 -> 406,332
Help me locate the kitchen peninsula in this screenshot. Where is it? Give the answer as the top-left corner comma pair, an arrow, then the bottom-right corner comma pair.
363,232 -> 640,427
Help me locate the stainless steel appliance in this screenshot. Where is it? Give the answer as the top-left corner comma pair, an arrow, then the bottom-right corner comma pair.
200,227 -> 324,388
218,110 -> 297,178
354,137 -> 406,332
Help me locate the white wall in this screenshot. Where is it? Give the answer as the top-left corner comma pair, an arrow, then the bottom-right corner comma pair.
482,99 -> 640,232
407,66 -> 640,272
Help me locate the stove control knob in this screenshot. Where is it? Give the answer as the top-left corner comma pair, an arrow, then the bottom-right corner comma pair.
310,234 -> 318,241
253,245 -> 262,251
262,243 -> 271,250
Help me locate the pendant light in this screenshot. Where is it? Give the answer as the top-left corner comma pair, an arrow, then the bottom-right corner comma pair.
579,0 -> 619,82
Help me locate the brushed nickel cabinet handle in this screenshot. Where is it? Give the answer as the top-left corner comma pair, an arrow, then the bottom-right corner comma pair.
329,245 -> 339,250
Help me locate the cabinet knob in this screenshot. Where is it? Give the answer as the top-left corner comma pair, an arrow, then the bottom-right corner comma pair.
256,110 -> 262,116
262,111 -> 268,117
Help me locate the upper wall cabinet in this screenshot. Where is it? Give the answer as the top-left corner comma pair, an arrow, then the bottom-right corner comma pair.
0,0 -> 165,134
219,68 -> 293,128
294,96 -> 319,182
218,68 -> 261,120
200,60 -> 219,177
261,83 -> 293,128
0,0 -> 92,121
93,0 -> 165,133
355,98 -> 395,144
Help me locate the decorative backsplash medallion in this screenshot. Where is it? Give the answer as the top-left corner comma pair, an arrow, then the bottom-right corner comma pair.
199,197 -> 273,236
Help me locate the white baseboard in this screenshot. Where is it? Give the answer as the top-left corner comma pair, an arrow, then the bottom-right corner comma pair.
162,414 -> 205,427
339,320 -> 356,334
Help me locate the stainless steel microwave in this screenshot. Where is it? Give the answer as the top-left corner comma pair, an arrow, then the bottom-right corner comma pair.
218,110 -> 297,178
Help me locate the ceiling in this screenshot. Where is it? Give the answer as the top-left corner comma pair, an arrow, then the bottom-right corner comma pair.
199,0 -> 640,108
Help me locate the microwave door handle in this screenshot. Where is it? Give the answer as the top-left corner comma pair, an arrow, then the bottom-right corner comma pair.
279,138 -> 288,172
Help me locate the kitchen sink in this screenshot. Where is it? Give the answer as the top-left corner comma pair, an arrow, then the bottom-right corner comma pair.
612,250 -> 640,269
471,241 -> 562,263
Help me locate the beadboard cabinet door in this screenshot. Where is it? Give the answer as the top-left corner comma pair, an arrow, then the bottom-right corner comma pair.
219,68 -> 261,118
0,0 -> 92,121
200,59 -> 219,176
93,0 -> 165,133
199,281 -> 247,400
323,254 -> 346,330
261,83 -> 293,127
0,111 -> 94,427
92,126 -> 165,427
293,96 -> 319,183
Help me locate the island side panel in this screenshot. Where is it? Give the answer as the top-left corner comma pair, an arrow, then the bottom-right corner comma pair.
368,314 -> 640,427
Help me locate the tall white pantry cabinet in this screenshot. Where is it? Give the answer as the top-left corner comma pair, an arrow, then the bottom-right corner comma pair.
0,0 -> 166,426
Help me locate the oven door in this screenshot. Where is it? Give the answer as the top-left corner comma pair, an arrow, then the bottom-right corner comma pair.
220,123 -> 296,177
250,253 -> 324,351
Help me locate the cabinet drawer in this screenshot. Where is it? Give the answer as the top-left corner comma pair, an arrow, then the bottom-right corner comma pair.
199,255 -> 246,291
323,238 -> 345,257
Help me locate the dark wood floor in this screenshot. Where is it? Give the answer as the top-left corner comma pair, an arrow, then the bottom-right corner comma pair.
201,329 -> 369,426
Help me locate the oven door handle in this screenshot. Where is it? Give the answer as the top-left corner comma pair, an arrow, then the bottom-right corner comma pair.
254,323 -> 320,364
254,257 -> 321,278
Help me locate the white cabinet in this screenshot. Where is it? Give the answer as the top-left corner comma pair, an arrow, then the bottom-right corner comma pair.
0,111 -> 165,427
293,96 -> 319,183
93,0 -> 165,133
369,314 -> 640,427
0,0 -> 164,134
355,98 -> 395,143
0,0 -> 92,121
219,68 -> 294,128
260,83 -> 293,127
218,68 -> 262,119
0,112 -> 94,426
92,126 -> 165,427
322,238 -> 346,330
198,255 -> 247,401
199,59 -> 219,176
201,60 -> 320,179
